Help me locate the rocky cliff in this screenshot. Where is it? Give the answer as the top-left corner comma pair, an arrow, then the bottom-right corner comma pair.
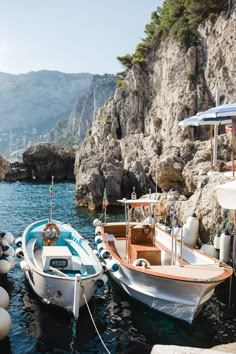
22,143 -> 76,181
74,1 -> 236,238
49,74 -> 116,147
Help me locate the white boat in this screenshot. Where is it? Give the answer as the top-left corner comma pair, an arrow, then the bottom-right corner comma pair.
20,219 -> 104,319
94,198 -> 233,324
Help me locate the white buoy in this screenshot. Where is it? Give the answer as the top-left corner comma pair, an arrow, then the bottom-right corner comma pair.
214,235 -> 221,249
0,287 -> 9,309
15,247 -> 24,258
96,273 -> 108,287
4,255 -> 15,270
106,259 -> 120,272
14,237 -> 22,248
0,308 -> 11,340
20,260 -> 30,271
94,235 -> 102,244
2,232 -> 14,245
200,244 -> 218,258
100,249 -> 111,259
219,230 -> 231,263
93,219 -> 102,227
95,226 -> 101,235
3,245 -> 15,257
97,242 -> 105,253
183,214 -> 199,247
0,259 -> 11,275
133,258 -> 151,268
1,239 -> 10,247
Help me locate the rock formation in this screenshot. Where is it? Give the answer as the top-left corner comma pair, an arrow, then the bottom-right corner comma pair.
0,156 -> 10,181
22,143 -> 76,181
49,74 -> 116,147
74,2 -> 236,237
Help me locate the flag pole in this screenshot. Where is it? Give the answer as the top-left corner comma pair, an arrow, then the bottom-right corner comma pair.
104,188 -> 107,224
49,176 -> 54,222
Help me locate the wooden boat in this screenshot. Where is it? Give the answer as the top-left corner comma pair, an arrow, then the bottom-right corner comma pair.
19,219 -> 104,319
94,198 -> 233,324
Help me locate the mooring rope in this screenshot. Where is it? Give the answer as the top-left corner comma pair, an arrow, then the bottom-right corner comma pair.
82,290 -> 111,354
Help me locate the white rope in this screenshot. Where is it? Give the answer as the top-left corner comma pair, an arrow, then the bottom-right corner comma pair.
82,291 -> 111,354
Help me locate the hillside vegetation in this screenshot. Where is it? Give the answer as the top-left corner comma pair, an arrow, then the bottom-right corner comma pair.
117,0 -> 228,78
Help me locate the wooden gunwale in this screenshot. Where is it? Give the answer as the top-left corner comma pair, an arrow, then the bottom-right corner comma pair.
101,225 -> 233,283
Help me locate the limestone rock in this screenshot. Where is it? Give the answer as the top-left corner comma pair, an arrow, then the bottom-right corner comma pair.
23,143 -> 75,180
73,2 -> 236,234
0,156 -> 10,181
4,162 -> 28,181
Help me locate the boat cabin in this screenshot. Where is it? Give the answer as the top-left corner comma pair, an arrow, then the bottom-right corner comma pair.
42,246 -> 73,271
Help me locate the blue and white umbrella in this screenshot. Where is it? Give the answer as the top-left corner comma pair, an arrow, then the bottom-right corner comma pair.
178,104 -> 236,127
179,103 -> 236,170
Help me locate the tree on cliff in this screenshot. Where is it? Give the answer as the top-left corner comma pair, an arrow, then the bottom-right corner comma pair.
117,0 -> 230,72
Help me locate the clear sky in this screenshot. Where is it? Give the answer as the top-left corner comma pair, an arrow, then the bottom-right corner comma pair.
0,0 -> 163,75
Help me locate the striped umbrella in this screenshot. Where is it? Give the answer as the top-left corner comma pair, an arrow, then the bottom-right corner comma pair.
179,103 -> 236,174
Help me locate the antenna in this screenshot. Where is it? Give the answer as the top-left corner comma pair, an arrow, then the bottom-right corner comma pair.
49,176 -> 54,222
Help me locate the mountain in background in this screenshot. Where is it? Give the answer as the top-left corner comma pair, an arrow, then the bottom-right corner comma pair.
49,74 -> 116,147
0,70 -> 93,159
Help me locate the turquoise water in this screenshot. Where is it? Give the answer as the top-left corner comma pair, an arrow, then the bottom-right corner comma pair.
0,181 -> 236,354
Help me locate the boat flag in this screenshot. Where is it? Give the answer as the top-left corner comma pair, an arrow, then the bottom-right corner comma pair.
102,188 -> 109,208
49,176 -> 54,196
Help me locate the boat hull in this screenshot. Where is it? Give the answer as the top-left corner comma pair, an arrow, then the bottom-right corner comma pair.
24,268 -> 99,311
109,264 -> 216,323
21,219 -> 103,315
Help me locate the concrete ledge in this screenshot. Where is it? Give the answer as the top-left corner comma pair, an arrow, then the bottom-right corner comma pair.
151,344 -> 236,354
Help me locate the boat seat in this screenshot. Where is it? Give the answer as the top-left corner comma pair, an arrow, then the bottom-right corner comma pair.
26,238 -> 41,268
129,244 -> 161,265
64,238 -> 96,270
129,225 -> 154,245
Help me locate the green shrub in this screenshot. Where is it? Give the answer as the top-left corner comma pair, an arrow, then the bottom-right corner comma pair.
117,0 -> 228,72
117,79 -> 127,90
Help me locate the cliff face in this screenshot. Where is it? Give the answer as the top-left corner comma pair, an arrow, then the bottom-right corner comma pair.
22,143 -> 76,181
49,74 -> 116,146
74,2 -> 236,230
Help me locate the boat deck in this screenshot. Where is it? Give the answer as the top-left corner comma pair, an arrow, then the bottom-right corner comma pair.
150,263 -> 225,281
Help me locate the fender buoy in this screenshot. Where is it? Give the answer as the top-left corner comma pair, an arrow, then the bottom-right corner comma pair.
219,229 -> 231,263
0,287 -> 9,309
133,258 -> 151,269
0,308 -> 11,340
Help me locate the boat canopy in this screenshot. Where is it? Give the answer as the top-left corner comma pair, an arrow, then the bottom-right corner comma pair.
215,180 -> 236,209
117,198 -> 158,207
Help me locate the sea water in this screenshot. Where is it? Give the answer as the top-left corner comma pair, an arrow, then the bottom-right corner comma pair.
0,181 -> 236,354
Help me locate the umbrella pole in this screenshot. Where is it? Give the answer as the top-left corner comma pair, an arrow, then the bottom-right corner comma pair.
213,125 -> 218,168
232,118 -> 235,177
210,126 -> 213,171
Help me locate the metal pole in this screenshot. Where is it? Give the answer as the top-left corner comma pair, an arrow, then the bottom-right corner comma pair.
210,126 -> 213,171
104,188 -> 107,224
180,228 -> 184,265
228,275 -> 232,312
73,274 -> 81,320
49,176 -> 54,222
213,90 -> 220,167
232,118 -> 235,177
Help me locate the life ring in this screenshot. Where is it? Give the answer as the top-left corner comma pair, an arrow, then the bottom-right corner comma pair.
42,223 -> 60,246
142,224 -> 151,236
